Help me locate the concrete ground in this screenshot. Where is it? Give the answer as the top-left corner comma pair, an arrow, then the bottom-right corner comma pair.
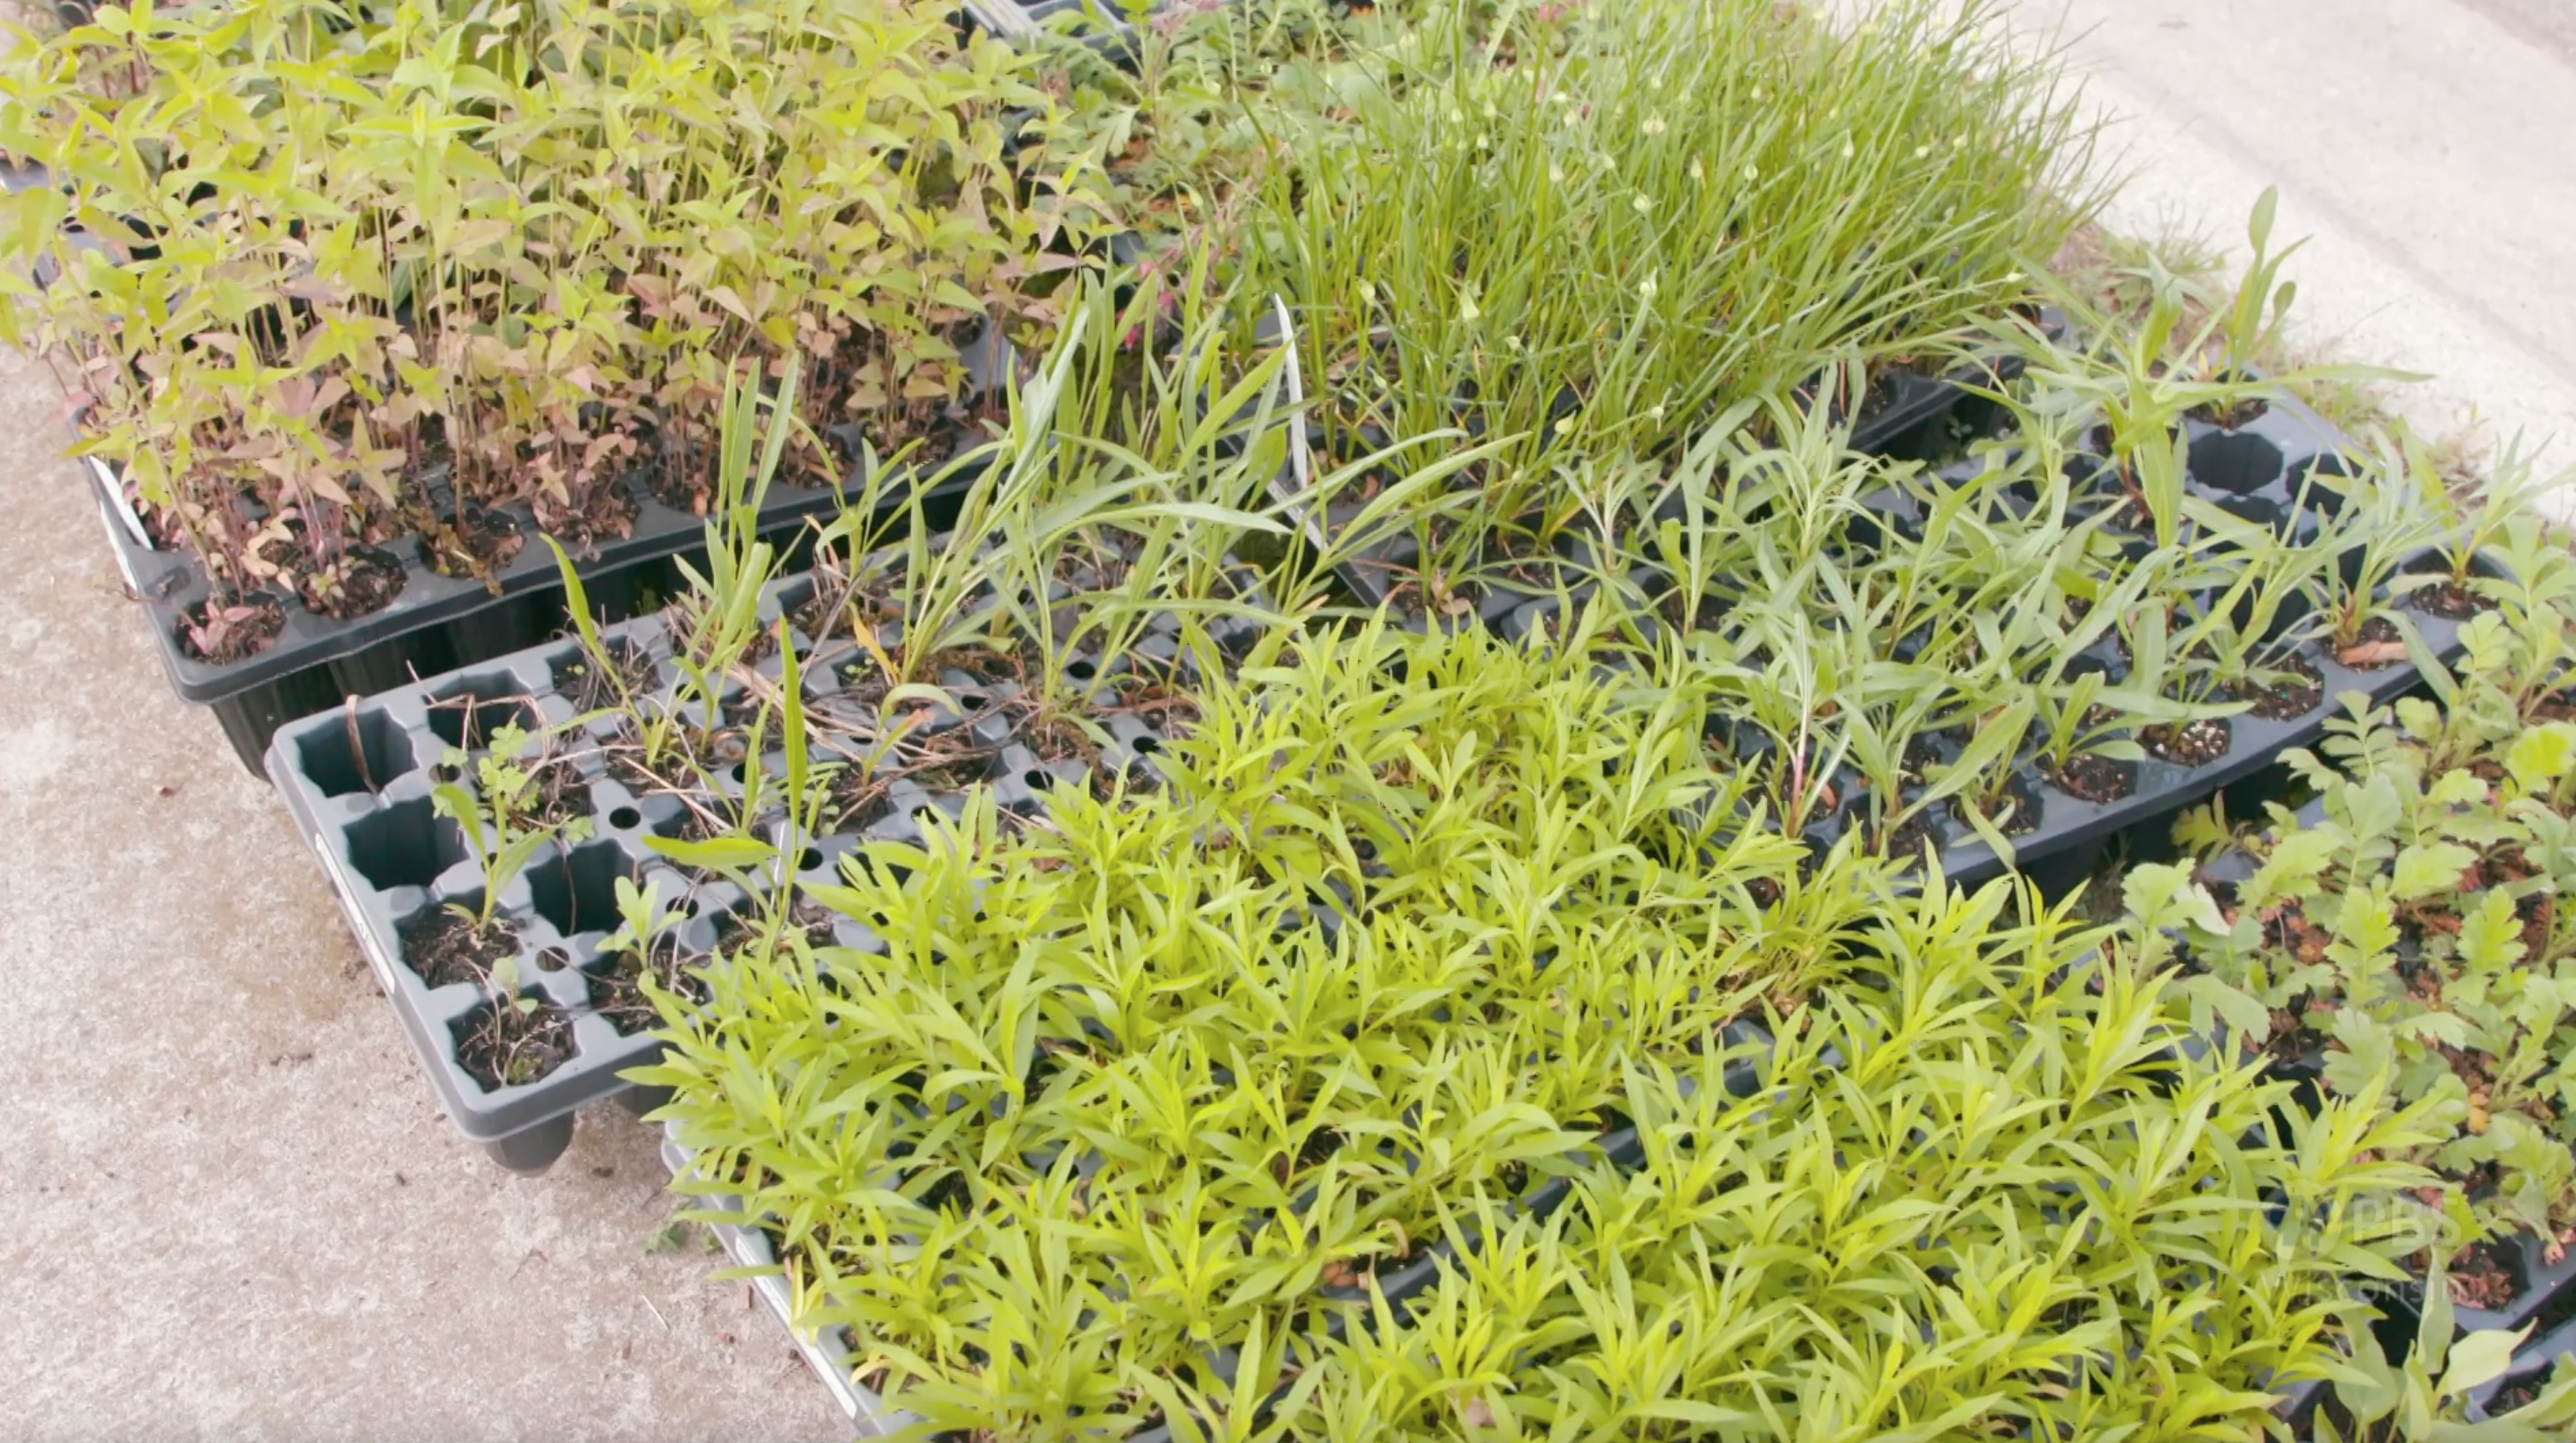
0,328 -> 843,1437
2007,0 -> 2576,483
2,2 -> 2572,1439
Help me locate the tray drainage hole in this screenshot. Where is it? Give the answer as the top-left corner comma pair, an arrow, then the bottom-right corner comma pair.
1067,658 -> 1096,681
798,847 -> 824,873
608,806 -> 642,831
1134,735 -> 1163,755
1024,769 -> 1051,789
298,706 -> 409,798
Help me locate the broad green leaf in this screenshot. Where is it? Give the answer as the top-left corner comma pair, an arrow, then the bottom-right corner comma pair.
2506,723 -> 2576,795
2392,842 -> 2478,902
2436,1324 -> 2529,1397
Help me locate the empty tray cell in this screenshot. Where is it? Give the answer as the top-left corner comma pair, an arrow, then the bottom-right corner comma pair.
2187,430 -> 2288,495
344,796 -> 471,893
528,838 -> 633,939
296,705 -> 414,797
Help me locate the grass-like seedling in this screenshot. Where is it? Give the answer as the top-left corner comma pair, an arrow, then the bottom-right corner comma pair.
1227,0 -> 2095,585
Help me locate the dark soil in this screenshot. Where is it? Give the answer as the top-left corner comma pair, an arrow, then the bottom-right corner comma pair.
2246,655 -> 2325,720
589,941 -> 711,1037
2048,752 -> 2134,804
552,642 -> 658,712
826,765 -> 897,832
452,994 -> 576,1090
528,767 -> 593,829
1658,587 -> 1733,634
899,750 -> 994,794
300,547 -> 406,620
1850,362 -> 1912,422
418,504 -> 525,581
714,897 -> 843,956
176,594 -> 285,662
433,748 -> 592,828
1876,812 -> 1940,866
2143,717 -> 2232,767
720,687 -> 779,730
2417,577 -> 2493,621
648,804 -> 735,875
1952,772 -> 2043,838
646,461 -> 710,516
399,907 -> 522,989
1025,712 -> 1105,769
531,475 -> 641,548
2186,395 -> 2270,429
790,571 -> 883,647
2448,1236 -> 2523,1312
2491,1377 -> 2547,1414
607,744 -> 673,796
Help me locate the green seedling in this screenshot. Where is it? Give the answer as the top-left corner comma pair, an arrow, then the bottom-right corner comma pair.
665,353 -> 803,749
2316,1258 -> 2576,1441
2306,436 -> 2446,660
430,719 -> 595,937
2142,578 -> 2576,1241
0,0 -> 1095,597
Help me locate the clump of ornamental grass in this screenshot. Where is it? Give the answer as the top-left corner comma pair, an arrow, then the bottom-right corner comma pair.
1228,0 -> 2097,587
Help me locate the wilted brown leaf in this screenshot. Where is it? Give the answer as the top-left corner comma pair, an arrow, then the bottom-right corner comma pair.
2337,640 -> 2411,668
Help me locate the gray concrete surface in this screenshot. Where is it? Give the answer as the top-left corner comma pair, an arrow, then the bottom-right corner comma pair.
0,331 -> 843,1437
2009,0 -> 2576,492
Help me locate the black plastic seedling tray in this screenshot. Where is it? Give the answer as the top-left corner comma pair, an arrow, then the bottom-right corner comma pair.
1496,384 -> 2464,899
1878,595 -> 2469,898
2468,1310 -> 2576,1420
266,537 -> 1202,1174
1833,309 -> 2068,463
97,428 -> 990,779
2455,1232 -> 2576,1341
19,153 -> 1016,780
